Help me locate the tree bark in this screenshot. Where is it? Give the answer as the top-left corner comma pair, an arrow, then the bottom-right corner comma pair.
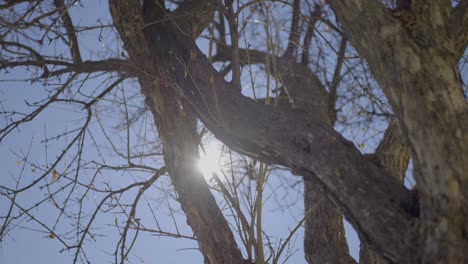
452,1 -> 468,58
360,119 -> 409,264
215,27 -> 355,263
141,16 -> 418,262
109,1 -> 244,263
144,80 -> 244,264
328,1 -> 468,262
304,181 -> 355,264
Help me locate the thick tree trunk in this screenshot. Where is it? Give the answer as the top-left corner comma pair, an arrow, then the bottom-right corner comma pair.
360,119 -> 409,264
109,1 -> 244,263
329,1 -> 468,262
304,181 -> 355,264
144,82 -> 244,264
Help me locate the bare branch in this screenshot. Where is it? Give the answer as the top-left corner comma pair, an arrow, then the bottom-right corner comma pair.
327,37 -> 347,124
224,0 -> 241,90
0,73 -> 77,141
73,166 -> 166,264
119,169 -> 166,264
283,0 -> 300,59
144,18 -> 417,262
53,0 -> 82,63
301,5 -> 322,65
0,0 -> 36,9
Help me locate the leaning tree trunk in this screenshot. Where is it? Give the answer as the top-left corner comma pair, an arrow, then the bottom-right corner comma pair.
161,14 -> 417,263
109,1 -> 244,263
143,79 -> 244,264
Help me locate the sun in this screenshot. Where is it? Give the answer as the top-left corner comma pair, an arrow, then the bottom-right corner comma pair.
196,141 -> 223,179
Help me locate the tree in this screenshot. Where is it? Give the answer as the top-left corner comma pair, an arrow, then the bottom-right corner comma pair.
1,0 -> 467,263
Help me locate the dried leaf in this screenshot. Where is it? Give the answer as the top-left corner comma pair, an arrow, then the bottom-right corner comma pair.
48,233 -> 55,239
114,216 -> 118,226
52,170 -> 57,183
16,160 -> 21,166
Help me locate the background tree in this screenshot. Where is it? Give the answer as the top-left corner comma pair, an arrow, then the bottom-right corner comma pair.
1,0 -> 467,264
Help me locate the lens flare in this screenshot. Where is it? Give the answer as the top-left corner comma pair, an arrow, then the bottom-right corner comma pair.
196,142 -> 222,179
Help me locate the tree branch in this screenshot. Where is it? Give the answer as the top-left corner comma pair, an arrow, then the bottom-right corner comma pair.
216,28 -> 355,264
0,58 -> 136,77
374,118 -> 410,181
143,18 -> 418,262
327,37 -> 347,124
171,0 -> 217,38
214,43 -> 329,118
224,0 -> 241,90
283,0 -> 301,59
53,0 -> 82,63
0,0 -> 35,9
301,4 -> 322,65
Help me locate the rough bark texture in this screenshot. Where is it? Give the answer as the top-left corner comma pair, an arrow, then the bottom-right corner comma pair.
452,1 -> 468,58
374,119 -> 410,183
139,15 -> 418,263
329,1 -> 468,263
277,55 -> 355,264
273,54 -> 355,264
215,26 -> 355,264
360,119 -> 409,264
304,181 -> 355,264
109,1 -> 244,263
144,81 -> 244,264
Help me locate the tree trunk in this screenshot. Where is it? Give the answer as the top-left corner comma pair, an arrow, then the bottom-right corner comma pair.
329,1 -> 468,262
360,119 -> 409,264
304,181 -> 355,264
109,1 -> 244,263
145,82 -> 244,264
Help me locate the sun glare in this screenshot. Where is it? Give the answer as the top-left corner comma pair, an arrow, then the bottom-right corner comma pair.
196,142 -> 222,179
